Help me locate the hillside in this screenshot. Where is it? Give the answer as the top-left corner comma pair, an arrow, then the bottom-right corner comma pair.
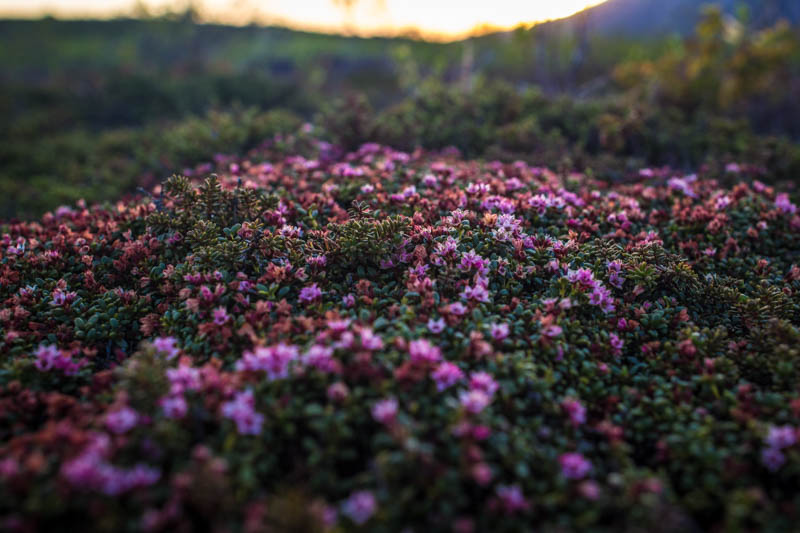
552,0 -> 800,36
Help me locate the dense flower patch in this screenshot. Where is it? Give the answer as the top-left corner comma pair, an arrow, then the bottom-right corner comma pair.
1,141 -> 800,532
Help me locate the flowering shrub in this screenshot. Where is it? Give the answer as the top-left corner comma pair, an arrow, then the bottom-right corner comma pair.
1,141 -> 800,532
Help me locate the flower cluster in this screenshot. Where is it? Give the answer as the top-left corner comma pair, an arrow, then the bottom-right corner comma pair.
1,140 -> 799,532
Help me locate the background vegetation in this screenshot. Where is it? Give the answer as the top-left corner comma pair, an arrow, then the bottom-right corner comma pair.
1,2 -> 799,219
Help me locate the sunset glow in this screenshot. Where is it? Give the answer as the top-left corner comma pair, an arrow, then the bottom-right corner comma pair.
0,0 -> 608,40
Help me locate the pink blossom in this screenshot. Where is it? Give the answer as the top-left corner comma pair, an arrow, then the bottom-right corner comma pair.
360,328 -> 384,351
327,382 -> 349,402
495,485 -> 529,513
541,324 -> 562,338
152,336 -> 180,359
160,395 -> 188,419
299,283 -> 323,304
371,397 -> 398,425
490,322 -> 509,340
235,343 -> 299,380
105,407 -> 139,434
431,361 -> 464,391
776,193 -> 797,215
469,371 -> 499,397
459,390 -> 491,414
766,426 -> 797,449
302,344 -> 337,373
427,317 -> 446,334
448,302 -> 468,316
341,490 -> 376,525
559,452 -> 592,479
609,333 -> 624,356
212,307 -> 230,325
471,462 -> 493,486
408,338 -> 442,364
762,447 -> 786,472
562,398 -> 586,426
166,363 -> 201,394
221,389 -> 264,435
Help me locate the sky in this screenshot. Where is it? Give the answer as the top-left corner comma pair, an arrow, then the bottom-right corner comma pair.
0,0 -> 608,40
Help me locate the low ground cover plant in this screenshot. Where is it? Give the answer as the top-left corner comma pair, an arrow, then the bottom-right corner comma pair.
1,140 -> 800,531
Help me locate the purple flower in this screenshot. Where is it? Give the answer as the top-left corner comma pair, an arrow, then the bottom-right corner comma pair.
459,390 -> 491,414
372,397 -> 398,425
212,307 -> 230,325
490,322 -> 510,341
408,339 -> 442,364
105,407 -> 139,434
766,426 -> 797,449
541,324 -> 563,338
469,371 -> 499,397
342,293 -> 356,307
341,490 -> 376,525
776,193 -> 797,215
299,283 -> 323,304
166,363 -> 201,394
562,398 -> 586,426
160,395 -> 188,419
360,328 -> 384,351
427,317 -> 446,334
302,344 -> 336,373
33,344 -> 61,371
495,484 -> 529,513
448,302 -> 468,316
152,336 -> 180,359
221,389 -> 264,435
609,333 -> 624,356
559,453 -> 592,479
762,447 -> 786,472
431,361 -> 464,391
236,343 -> 299,380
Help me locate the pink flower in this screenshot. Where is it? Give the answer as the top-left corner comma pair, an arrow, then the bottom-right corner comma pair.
105,407 -> 139,434
559,453 -> 592,479
341,490 -> 376,525
609,333 -> 624,356
579,480 -> 601,500
408,339 -> 442,364
776,193 -> 797,215
33,344 -> 60,371
342,293 -> 356,307
327,382 -> 349,402
431,361 -> 464,391
471,463 -> 493,486
427,317 -> 446,334
236,343 -> 299,380
212,307 -> 229,325
490,322 -> 509,341
459,390 -> 491,414
541,324 -> 562,338
360,328 -> 384,351
461,283 -> 490,303
299,283 -> 323,304
562,398 -> 586,426
160,395 -> 188,419
762,447 -> 786,472
469,371 -> 499,397
495,484 -> 529,513
221,389 -> 264,435
372,397 -> 398,425
766,426 -> 797,449
166,364 -> 201,394
152,336 -> 180,359
448,302 -> 468,316
302,344 -> 336,373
